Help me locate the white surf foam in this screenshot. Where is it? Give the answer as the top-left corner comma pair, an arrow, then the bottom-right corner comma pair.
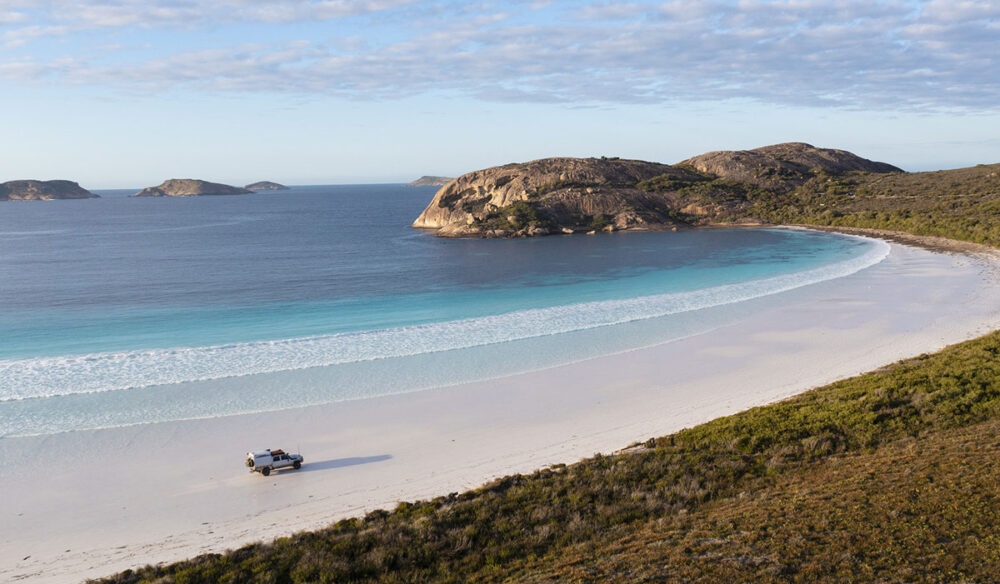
0,237 -> 890,402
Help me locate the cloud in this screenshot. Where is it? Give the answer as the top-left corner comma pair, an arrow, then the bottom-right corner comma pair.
575,2 -> 647,21
232,0 -> 419,23
2,24 -> 69,47
0,0 -> 997,112
0,12 -> 27,24
2,0 -> 418,29
922,0 -> 1000,22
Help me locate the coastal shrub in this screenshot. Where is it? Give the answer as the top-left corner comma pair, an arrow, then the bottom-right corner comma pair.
473,201 -> 553,232
739,164 -> 1000,246
94,331 -> 1000,584
531,180 -> 638,198
636,169 -> 713,193
459,197 -> 492,214
628,163 -> 1000,245
573,213 -> 612,231
436,191 -> 462,209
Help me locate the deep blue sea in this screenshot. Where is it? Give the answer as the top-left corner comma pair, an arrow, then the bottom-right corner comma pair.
0,185 -> 888,436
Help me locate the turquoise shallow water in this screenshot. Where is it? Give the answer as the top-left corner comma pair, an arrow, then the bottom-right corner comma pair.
0,185 -> 887,436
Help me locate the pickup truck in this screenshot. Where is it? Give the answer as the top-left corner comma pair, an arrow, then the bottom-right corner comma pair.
245,448 -> 304,476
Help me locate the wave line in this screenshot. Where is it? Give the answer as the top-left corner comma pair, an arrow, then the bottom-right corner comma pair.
0,237 -> 889,402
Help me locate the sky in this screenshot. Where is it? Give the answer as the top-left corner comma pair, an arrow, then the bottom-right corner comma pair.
1,0 -> 998,188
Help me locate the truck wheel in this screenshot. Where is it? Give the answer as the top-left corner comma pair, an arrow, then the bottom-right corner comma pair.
261,467 -> 271,477
293,461 -> 301,469
246,458 -> 254,468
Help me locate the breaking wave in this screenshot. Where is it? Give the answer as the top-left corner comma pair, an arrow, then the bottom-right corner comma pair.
0,237 -> 889,402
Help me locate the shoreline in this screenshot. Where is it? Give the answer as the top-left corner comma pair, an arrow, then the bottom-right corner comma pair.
0,227 -> 888,439
4,237 -> 1000,583
788,224 -> 1000,257
423,221 -> 1000,261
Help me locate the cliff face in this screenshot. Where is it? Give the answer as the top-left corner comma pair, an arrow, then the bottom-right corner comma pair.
413,144 -> 903,238
0,180 -> 98,201
680,143 -> 903,192
244,181 -> 289,191
134,179 -> 252,197
412,157 -> 683,237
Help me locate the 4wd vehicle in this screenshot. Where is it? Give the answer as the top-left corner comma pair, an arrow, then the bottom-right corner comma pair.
245,448 -> 304,476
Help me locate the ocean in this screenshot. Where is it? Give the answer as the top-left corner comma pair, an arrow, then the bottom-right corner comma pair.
0,184 -> 888,437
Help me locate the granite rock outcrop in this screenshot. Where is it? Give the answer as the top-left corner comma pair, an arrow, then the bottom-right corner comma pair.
133,179 -> 251,197
244,181 -> 289,191
0,180 -> 98,201
680,142 -> 903,193
412,157 -> 685,237
412,144 -> 903,238
408,176 -> 454,187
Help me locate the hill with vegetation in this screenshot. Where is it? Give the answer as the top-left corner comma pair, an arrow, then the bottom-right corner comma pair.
412,157 -> 690,236
96,146 -> 1000,583
680,142 -> 903,192
739,162 -> 1000,246
412,144 -> 906,237
0,179 -> 98,201
95,329 -> 1000,583
133,179 -> 251,197
413,144 -> 1000,245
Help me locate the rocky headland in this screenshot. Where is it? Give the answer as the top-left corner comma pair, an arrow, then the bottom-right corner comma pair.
0,180 -> 98,201
412,143 -> 905,238
412,157 -> 682,237
680,142 -> 903,192
408,176 -> 454,187
244,181 -> 289,191
133,179 -> 252,197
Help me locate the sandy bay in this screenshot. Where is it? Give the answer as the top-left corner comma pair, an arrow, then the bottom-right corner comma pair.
3,237 -> 1000,583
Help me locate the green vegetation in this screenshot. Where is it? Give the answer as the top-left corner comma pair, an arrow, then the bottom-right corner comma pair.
636,166 -> 713,192
530,180 -> 638,199
573,213 -> 613,231
637,170 -> 794,226
436,191 -> 463,209
472,201 -> 553,233
95,332 -> 1000,583
722,165 -> 1000,245
636,162 -> 1000,245
95,159 -> 1000,583
682,178 -> 776,209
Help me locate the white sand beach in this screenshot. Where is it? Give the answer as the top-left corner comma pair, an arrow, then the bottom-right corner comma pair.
3,238 -> 1000,583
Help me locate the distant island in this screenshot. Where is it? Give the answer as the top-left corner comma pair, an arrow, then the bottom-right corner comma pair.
408,176 -> 453,187
244,181 -> 289,191
0,179 -> 98,201
133,179 -> 252,197
412,143 -> 907,237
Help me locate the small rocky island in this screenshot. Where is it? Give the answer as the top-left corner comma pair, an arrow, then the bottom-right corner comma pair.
245,181 -> 289,191
408,176 -> 454,187
0,180 -> 98,201
133,179 -> 251,197
412,143 -> 903,237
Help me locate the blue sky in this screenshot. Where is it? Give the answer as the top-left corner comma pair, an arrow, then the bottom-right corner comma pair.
1,0 -> 998,188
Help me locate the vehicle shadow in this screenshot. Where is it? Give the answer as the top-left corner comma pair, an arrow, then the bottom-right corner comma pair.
299,454 -> 391,473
